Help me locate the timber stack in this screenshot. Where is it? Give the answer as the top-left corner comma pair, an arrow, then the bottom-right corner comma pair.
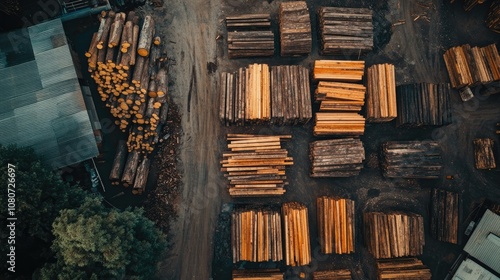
232,269 -> 283,280
376,258 -> 431,280
315,82 -> 366,112
313,270 -> 352,280
364,212 -> 425,259
463,0 -> 486,11
109,140 -> 127,185
473,138 -> 496,169
443,43 -> 500,89
382,141 -> 443,179
310,139 -> 365,177
396,83 -> 452,127
317,196 -> 356,254
366,63 -> 397,122
430,189 -> 459,244
222,134 -> 293,197
226,14 -> 274,58
318,7 -> 373,55
279,1 -> 312,56
231,209 -> 283,263
282,202 -> 311,266
487,1 -> 500,33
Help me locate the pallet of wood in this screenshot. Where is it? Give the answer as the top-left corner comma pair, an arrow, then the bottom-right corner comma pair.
366,63 -> 397,122
317,196 -> 355,254
313,113 -> 365,136
382,141 -> 443,179
279,1 -> 312,56
232,269 -> 283,280
314,60 -> 365,81
231,209 -> 283,263
227,31 -> 275,58
396,83 -> 452,127
282,202 -> 311,266
318,7 -> 373,55
473,138 -> 496,169
376,258 -> 431,280
310,139 -> 365,177
430,189 -> 459,244
315,82 -> 366,111
222,134 -> 293,197
488,1 -> 500,33
226,14 -> 271,29
313,269 -> 352,280
364,212 -> 425,259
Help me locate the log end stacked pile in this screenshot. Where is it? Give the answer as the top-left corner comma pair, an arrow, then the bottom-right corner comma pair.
310,139 -> 365,177
317,196 -> 355,254
487,1 -> 500,33
221,134 -> 293,197
226,14 -> 275,58
396,83 -> 452,127
364,212 -> 425,259
366,63 -> 397,123
318,7 -> 373,55
282,202 -> 311,266
231,209 -> 283,263
382,141 -> 443,179
430,189 -> 459,244
473,138 -> 496,169
313,269 -> 352,280
279,1 -> 312,56
232,269 -> 283,280
376,258 -> 431,280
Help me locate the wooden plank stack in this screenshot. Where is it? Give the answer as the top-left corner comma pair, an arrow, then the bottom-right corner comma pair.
318,7 -> 373,55
396,83 -> 452,127
430,189 -> 459,244
314,60 -> 365,81
464,0 -> 487,11
231,209 -> 283,263
317,197 -> 356,254
282,202 -> 311,266
222,134 -> 293,197
473,138 -> 496,169
376,258 -> 431,280
313,270 -> 352,280
487,1 -> 500,33
232,269 -> 283,280
366,64 -> 397,122
279,1 -> 312,56
310,139 -> 365,177
315,82 -> 366,112
364,212 -> 425,259
226,14 -> 275,58
382,141 -> 443,179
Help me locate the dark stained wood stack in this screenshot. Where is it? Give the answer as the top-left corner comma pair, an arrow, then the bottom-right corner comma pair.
317,196 -> 356,254
464,0 -> 487,11
232,269 -> 283,280
473,138 -> 496,169
282,202 -> 311,266
231,209 -> 283,263
430,189 -> 459,244
396,83 -> 452,127
318,7 -> 373,55
487,1 -> 500,33
366,63 -> 397,122
279,1 -> 312,56
364,212 -> 425,259
376,258 -> 431,280
313,270 -> 352,280
109,140 -> 127,185
226,14 -> 274,58
222,134 -> 293,197
310,139 -> 365,177
382,141 -> 443,179
315,82 -> 366,112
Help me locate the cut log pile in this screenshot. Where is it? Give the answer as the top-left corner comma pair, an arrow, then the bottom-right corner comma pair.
473,138 -> 496,169
231,209 -> 283,263
318,7 -> 373,55
317,196 -> 355,254
313,270 -> 352,280
488,1 -> 500,33
109,142 -> 150,194
376,258 -> 431,280
232,269 -> 283,280
443,43 -> 500,89
282,202 -> 311,266
382,141 -> 443,179
226,14 -> 274,58
310,139 -> 365,177
364,212 -> 425,259
430,189 -> 459,244
279,1 -> 312,56
396,83 -> 452,127
221,134 -> 293,197
366,63 -> 397,122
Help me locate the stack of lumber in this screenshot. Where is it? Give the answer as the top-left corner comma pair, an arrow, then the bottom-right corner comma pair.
314,113 -> 365,136
221,134 -> 293,197
232,269 -> 283,280
376,258 -> 431,280
313,60 -> 365,81
317,196 -> 356,254
396,83 -> 452,127
310,139 -> 365,177
282,202 -> 311,266
318,7 -> 373,55
231,209 -> 283,263
473,138 -> 496,169
315,82 -> 366,112
313,270 -> 352,280
487,1 -> 500,33
366,63 -> 397,122
382,141 -> 443,179
279,1 -> 312,56
443,43 -> 500,89
226,14 -> 271,29
364,212 -> 425,259
464,0 -> 487,11
226,14 -> 274,58
430,189 -> 459,244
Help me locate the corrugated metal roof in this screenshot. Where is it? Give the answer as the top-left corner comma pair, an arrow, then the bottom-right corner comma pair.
464,210 -> 500,274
